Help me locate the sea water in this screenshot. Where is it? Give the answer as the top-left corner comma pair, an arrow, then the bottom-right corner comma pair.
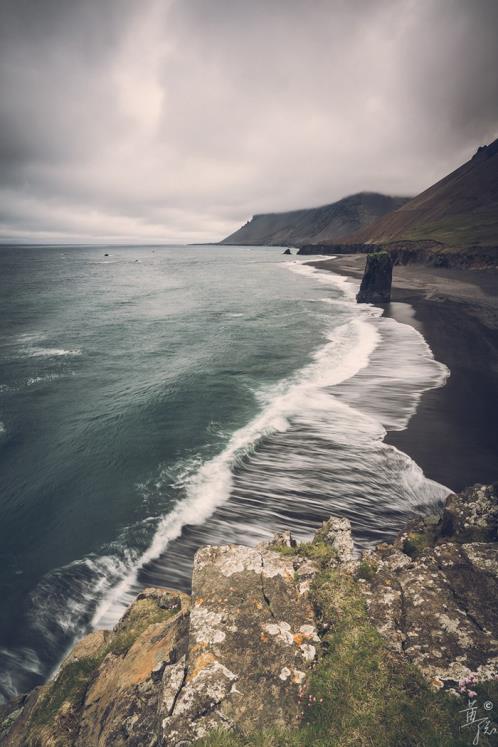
0,244 -> 448,701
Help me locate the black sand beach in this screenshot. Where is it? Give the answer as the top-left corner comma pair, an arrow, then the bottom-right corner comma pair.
308,255 -> 498,492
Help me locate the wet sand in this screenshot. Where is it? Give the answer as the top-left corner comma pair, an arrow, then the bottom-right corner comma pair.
308,255 -> 498,491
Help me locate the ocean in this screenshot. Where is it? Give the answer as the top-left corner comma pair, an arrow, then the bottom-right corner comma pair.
0,244 -> 449,702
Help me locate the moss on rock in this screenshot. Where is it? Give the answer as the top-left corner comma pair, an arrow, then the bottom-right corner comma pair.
402,530 -> 431,558
195,569 -> 482,747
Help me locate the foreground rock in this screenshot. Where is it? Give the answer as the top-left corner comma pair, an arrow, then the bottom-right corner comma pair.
356,250 -> 393,304
161,544 -> 320,743
1,485 -> 497,746
361,489 -> 498,688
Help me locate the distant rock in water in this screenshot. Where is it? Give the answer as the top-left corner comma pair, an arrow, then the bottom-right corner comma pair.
356,251 -> 393,304
283,248 -> 292,255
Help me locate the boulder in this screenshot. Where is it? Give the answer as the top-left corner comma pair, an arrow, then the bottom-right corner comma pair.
440,483 -> 498,542
315,516 -> 355,563
358,485 -> 498,690
161,544 -> 320,743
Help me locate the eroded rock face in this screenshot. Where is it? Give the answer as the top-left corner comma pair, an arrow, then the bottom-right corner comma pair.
2,589 -> 190,747
316,516 -> 355,564
356,250 -> 393,304
360,484 -> 498,689
440,483 -> 498,542
161,544 -> 320,744
76,591 -> 190,747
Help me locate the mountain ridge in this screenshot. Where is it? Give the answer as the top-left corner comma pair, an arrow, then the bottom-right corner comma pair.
344,137 -> 498,250
220,192 -> 410,246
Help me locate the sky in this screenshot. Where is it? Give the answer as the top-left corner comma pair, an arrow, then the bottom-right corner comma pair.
1,0 -> 497,245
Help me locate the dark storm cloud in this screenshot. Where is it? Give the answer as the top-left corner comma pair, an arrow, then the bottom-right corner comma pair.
0,0 -> 497,243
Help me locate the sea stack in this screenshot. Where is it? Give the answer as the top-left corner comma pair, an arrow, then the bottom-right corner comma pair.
283,247 -> 292,255
356,250 -> 393,304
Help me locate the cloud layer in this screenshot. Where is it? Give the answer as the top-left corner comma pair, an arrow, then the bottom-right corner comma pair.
1,0 -> 497,243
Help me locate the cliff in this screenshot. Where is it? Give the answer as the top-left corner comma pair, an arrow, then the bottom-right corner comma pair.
220,193 -> 409,247
356,251 -> 393,304
2,484 -> 497,746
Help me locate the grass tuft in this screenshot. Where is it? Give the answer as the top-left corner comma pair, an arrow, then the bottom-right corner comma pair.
402,531 -> 430,559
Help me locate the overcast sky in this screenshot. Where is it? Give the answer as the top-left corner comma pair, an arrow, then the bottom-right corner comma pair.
1,0 -> 497,244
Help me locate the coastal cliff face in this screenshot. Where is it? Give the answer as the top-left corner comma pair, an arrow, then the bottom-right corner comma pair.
2,485 -> 497,746
356,251 -> 393,304
297,239 -> 498,268
297,242 -> 377,256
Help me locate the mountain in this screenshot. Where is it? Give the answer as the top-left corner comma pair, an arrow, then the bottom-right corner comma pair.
352,138 -> 498,249
220,192 -> 409,246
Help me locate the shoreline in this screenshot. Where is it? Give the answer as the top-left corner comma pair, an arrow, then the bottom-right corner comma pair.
307,255 -> 498,491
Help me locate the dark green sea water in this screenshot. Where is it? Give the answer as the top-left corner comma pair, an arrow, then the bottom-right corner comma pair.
0,244 -> 448,701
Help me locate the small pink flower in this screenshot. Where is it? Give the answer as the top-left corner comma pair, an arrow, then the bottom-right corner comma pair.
468,690 -> 478,699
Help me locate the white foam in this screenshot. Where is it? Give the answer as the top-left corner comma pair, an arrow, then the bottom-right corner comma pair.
0,647 -> 43,702
286,259 -> 357,299
16,332 -> 45,343
26,373 -> 64,386
27,347 -> 81,358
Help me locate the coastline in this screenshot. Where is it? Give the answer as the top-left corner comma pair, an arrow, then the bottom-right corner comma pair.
307,255 -> 498,491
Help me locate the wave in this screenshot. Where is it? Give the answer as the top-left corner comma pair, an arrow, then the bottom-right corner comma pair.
26,373 -> 66,387
25,347 -> 81,358
0,647 -> 43,703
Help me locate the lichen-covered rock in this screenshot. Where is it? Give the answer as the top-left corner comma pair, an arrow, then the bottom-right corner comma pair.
440,483 -> 498,542
267,529 -> 297,549
75,590 -> 190,746
2,588 -> 190,747
161,544 -> 319,744
315,516 -> 355,563
396,483 -> 498,552
359,489 -> 498,690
